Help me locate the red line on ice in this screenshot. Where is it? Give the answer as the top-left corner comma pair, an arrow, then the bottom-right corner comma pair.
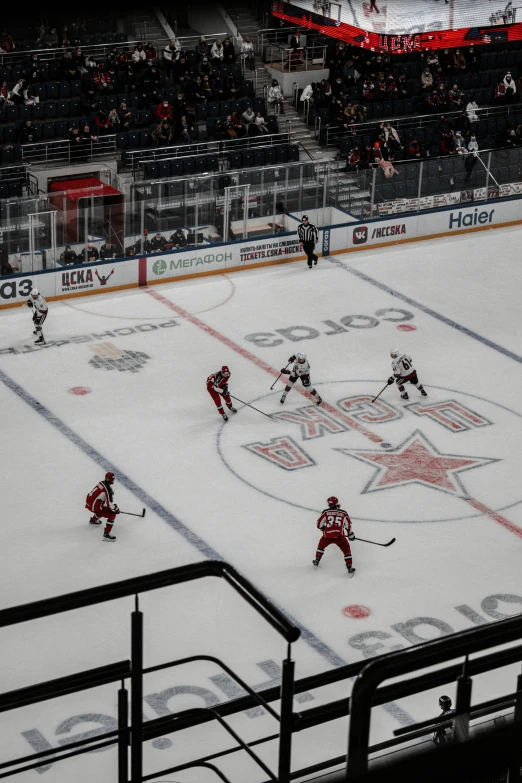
144,287 -> 384,444
463,497 -> 522,539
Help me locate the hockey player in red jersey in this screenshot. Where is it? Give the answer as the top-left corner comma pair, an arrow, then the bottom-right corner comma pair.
85,472 -> 120,542
313,496 -> 356,576
207,365 -> 237,422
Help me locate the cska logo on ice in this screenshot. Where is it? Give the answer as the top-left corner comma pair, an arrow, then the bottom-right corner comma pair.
218,376 -> 522,526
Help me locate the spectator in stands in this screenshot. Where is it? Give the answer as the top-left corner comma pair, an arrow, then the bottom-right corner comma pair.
43,28 -> 58,48
82,122 -> 99,143
268,79 -> 285,114
226,72 -> 241,100
503,72 -> 516,102
421,68 -> 433,91
426,89 -> 442,112
170,229 -> 187,248
407,138 -> 421,159
342,146 -> 361,171
132,43 -> 147,69
433,696 -> 455,747
126,245 -> 138,257
362,77 -> 375,101
151,119 -> 172,146
242,106 -> 257,136
438,49 -> 453,75
0,80 -> 7,107
371,141 -> 383,166
196,36 -> 209,60
197,56 -> 211,81
448,84 -> 464,110
95,109 -> 111,135
454,131 -> 466,154
145,41 -> 157,64
342,59 -> 360,85
84,242 -> 100,262
211,39 -> 224,62
397,73 -> 410,99
108,109 -> 121,132
18,119 -> 37,144
467,47 -> 481,73
69,125 -> 83,158
179,115 -> 197,142
173,91 -> 188,117
255,111 -> 269,134
223,37 -> 236,64
232,111 -> 245,137
453,49 -> 466,72
466,98 -> 479,128
211,117 -> 225,140
379,157 -> 398,179
384,122 -> 401,157
331,75 -> 345,100
456,111 -> 470,136
9,79 -> 30,105
60,245 -> 77,265
440,130 -> 456,156
223,114 -> 238,139
118,103 -> 133,130
495,80 -> 507,103
23,53 -> 43,84
241,36 -> 255,71
60,50 -> 77,80
386,74 -> 398,99
94,63 -> 113,94
375,72 -> 387,100
172,54 -> 191,91
151,232 -> 166,251
73,47 -> 88,75
0,30 -> 14,52
148,64 -> 162,91
425,50 -> 439,71
155,100 -> 173,123
322,78 -> 333,102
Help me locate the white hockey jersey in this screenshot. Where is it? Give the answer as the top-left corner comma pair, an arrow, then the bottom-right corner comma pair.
392,353 -> 415,379
291,357 -> 311,377
29,294 -> 48,317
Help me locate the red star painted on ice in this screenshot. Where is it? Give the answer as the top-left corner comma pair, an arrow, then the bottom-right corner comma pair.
336,430 -> 499,496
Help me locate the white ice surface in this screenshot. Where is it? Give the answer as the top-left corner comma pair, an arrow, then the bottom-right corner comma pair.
1,227 -> 521,782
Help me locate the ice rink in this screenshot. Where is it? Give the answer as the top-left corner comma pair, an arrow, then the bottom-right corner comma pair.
1,225 -> 522,782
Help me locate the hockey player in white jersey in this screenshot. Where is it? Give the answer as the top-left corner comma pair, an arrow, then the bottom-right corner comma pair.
26,289 -> 48,344
388,348 -> 427,400
280,353 -> 322,405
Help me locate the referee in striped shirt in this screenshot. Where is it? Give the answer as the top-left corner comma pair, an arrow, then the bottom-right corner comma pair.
298,215 -> 319,268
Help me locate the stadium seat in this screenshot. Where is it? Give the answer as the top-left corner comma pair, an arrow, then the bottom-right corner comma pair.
229,151 -> 242,168
0,182 -> 8,199
7,180 -> 22,198
46,82 -> 59,99
196,104 -> 208,121
45,102 -> 57,119
42,122 -> 55,139
145,162 -> 159,179
276,146 -> 288,164
253,149 -> 265,167
57,101 -> 70,118
241,150 -> 254,167
206,154 -> 219,171
158,161 -> 171,178
264,147 -> 277,165
195,156 -> 208,174
207,102 -> 219,118
182,157 -> 195,176
170,160 -> 183,177
127,132 -> 140,148
287,144 -> 299,162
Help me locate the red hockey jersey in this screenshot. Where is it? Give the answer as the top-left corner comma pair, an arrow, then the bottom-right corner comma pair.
317,507 -> 352,538
206,371 -> 229,392
85,481 -> 112,515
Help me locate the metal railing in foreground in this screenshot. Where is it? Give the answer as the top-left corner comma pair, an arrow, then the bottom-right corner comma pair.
0,560 -> 299,783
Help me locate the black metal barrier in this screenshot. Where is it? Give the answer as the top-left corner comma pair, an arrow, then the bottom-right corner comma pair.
0,560 -> 300,783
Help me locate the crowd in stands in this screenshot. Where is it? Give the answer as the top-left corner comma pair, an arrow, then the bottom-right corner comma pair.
298,39 -> 522,170
0,24 -> 263,158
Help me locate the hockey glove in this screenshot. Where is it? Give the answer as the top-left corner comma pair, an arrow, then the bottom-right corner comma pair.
110,502 -> 120,514
288,355 -> 296,363
280,368 -> 290,374
348,532 -> 355,541
221,384 -> 229,395
27,300 -> 33,308
387,376 -> 394,385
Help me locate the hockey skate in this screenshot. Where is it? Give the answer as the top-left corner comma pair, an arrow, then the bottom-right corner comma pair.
34,335 -> 46,345
222,412 -> 229,422
280,393 -> 287,404
229,406 -> 237,413
316,395 -> 322,405
89,516 -> 102,525
313,559 -> 320,569
314,257 -> 318,265
420,387 -> 427,397
347,567 -> 356,578
400,392 -> 409,400
103,531 -> 116,542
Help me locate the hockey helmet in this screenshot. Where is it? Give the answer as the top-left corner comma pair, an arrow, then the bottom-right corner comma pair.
327,496 -> 339,508
221,365 -> 230,377
31,288 -> 39,298
301,214 -> 309,222
105,471 -> 115,483
390,348 -> 399,358
296,353 -> 306,363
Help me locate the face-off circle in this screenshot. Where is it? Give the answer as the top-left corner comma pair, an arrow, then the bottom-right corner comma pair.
68,386 -> 91,395
343,605 -> 371,619
217,380 -> 522,524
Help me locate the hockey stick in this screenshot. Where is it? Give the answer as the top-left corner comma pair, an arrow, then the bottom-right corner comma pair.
229,394 -> 274,419
354,536 -> 395,547
270,362 -> 291,390
120,509 -> 146,518
372,382 -> 390,403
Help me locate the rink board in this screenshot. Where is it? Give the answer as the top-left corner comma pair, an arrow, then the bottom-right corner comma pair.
2,195 -> 522,309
